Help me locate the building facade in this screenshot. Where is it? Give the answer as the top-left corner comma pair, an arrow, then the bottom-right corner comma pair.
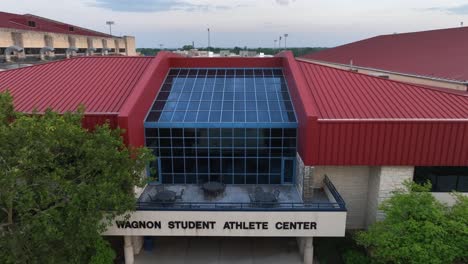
0,11 -> 136,66
0,51 -> 466,264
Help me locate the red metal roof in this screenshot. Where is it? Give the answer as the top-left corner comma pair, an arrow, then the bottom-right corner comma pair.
0,11 -> 111,37
292,58 -> 468,166
296,60 -> 468,120
303,27 -> 468,82
0,57 -> 153,113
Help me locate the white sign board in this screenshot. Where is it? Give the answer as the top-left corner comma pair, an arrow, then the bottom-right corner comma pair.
103,211 -> 346,237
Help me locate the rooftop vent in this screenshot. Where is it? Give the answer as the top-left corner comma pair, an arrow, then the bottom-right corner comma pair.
28,21 -> 36,27
68,26 -> 74,32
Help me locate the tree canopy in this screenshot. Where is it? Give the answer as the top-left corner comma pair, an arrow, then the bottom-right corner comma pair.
0,92 -> 153,263
356,181 -> 468,264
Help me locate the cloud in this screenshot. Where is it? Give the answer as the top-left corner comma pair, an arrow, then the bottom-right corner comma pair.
421,4 -> 468,15
91,0 -> 233,12
275,0 -> 295,6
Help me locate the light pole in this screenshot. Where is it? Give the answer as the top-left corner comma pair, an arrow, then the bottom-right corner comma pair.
279,36 -> 282,50
284,33 -> 288,49
106,21 -> 115,36
159,44 -> 164,50
207,28 -> 211,51
274,39 -> 277,50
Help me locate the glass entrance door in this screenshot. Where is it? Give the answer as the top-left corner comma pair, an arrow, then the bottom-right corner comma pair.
282,158 -> 295,184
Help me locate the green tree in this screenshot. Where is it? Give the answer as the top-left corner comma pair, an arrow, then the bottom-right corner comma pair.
0,92 -> 153,263
356,181 -> 468,264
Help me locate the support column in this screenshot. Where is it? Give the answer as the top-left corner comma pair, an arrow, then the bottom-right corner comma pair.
132,236 -> 144,255
296,237 -> 304,256
124,236 -> 134,264
303,237 -> 313,264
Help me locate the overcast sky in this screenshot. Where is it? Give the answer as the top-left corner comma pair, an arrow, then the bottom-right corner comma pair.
3,0 -> 468,48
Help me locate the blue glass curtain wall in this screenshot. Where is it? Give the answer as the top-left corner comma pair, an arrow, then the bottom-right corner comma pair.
146,127 -> 296,184
145,68 -> 298,184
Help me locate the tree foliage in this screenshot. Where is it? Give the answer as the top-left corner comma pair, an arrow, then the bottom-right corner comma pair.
356,181 -> 468,264
0,92 -> 153,263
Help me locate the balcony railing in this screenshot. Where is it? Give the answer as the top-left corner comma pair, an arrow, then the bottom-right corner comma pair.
136,175 -> 346,212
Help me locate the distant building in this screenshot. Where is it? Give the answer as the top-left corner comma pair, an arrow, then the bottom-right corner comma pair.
302,27 -> 468,92
0,11 -> 136,67
173,49 -> 272,58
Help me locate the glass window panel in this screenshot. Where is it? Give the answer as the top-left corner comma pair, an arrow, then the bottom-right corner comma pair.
258,174 -> 269,184
258,159 -> 269,173
152,100 -> 166,111
268,101 -> 280,111
223,101 -> 233,110
221,128 -> 233,137
197,111 -> 209,122
258,111 -> 270,122
287,111 -> 296,122
198,174 -> 209,184
172,111 -> 185,122
186,174 -> 197,184
184,128 -> 196,137
246,158 -> 257,173
209,111 -> 221,122
163,101 -> 177,111
256,92 -> 267,101
145,128 -> 159,138
221,111 -> 233,122
257,101 -> 268,110
246,111 -> 257,122
159,148 -> 171,156
234,101 -> 245,110
160,158 -> 172,173
271,159 -> 281,173
146,111 -> 161,122
158,111 -> 172,122
270,111 -> 283,122
246,174 -> 257,184
172,148 -> 184,156
234,111 -> 245,122
162,174 -> 173,184
234,174 -> 245,184
191,92 -> 202,100
283,138 -> 296,148
435,176 -> 458,192
458,176 -> 468,192
199,102 -> 211,110
146,138 -> 158,148
270,174 -> 281,184
172,138 -> 183,147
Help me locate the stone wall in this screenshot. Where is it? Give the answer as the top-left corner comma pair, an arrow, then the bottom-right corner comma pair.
296,153 -> 314,201
314,166 -> 371,229
365,166 -> 414,226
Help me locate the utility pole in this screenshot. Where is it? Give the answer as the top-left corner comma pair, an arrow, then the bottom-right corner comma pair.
106,21 -> 115,36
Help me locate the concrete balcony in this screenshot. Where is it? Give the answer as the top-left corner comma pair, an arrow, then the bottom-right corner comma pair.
136,176 -> 346,212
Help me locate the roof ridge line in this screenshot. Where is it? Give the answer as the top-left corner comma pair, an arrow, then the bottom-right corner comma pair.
24,13 -> 112,37
0,57 -> 82,73
296,58 -> 468,98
